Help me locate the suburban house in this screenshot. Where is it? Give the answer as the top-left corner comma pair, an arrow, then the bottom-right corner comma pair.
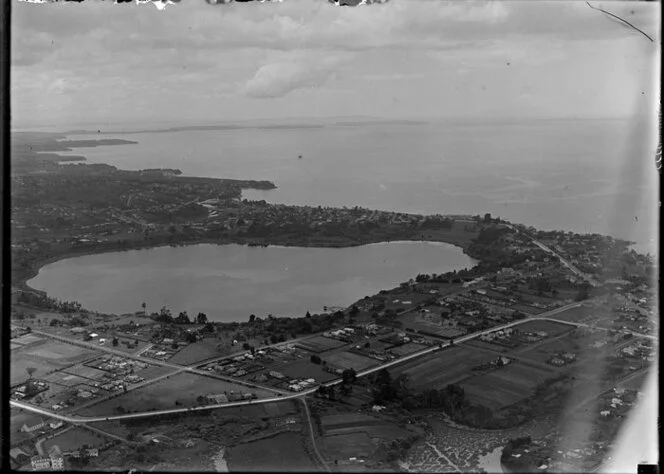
49,420 -> 64,430
85,448 -> 99,457
30,456 -> 51,471
20,419 -> 45,433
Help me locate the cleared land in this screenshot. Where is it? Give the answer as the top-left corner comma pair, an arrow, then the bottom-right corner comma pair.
226,432 -> 319,472
391,346 -> 496,389
324,351 -> 379,371
322,432 -> 376,460
295,336 -> 348,353
389,342 -> 428,356
459,362 -> 555,411
12,334 -> 47,345
11,339 -> 99,385
275,359 -> 337,383
321,413 -> 411,438
546,305 -> 593,323
43,372 -> 92,387
516,320 -> 575,336
43,427 -> 108,452
63,364 -> 110,381
76,372 -> 275,416
168,338 -> 222,365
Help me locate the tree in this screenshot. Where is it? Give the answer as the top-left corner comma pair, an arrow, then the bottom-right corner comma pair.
141,302 -> 147,316
242,342 -> 252,351
305,311 -> 311,318
175,311 -> 191,325
26,367 -> 37,379
484,213 -> 492,223
196,312 -> 208,324
249,314 -> 256,323
270,334 -> 279,344
25,326 -> 31,333
310,354 -> 322,364
278,334 -> 286,342
342,368 -> 357,385
112,337 -> 119,347
327,385 -> 336,401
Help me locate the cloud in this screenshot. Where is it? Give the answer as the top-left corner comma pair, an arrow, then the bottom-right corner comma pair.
241,55 -> 348,99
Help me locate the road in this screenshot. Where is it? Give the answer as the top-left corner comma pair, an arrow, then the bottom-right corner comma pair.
506,224 -> 599,286
27,328 -> 288,396
299,398 -> 331,473
11,301 -> 654,424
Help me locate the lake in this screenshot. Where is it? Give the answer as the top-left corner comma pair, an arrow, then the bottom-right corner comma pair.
27,241 -> 475,322
58,118 -> 659,256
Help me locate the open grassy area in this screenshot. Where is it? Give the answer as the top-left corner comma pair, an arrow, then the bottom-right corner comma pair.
459,362 -> 555,411
77,372 -> 275,416
227,432 -> 320,472
322,432 -> 376,460
275,359 -> 337,383
391,346 -> 495,389
324,351 -> 379,371
63,363 -> 109,381
43,427 -> 109,452
295,336 -> 349,353
389,342 -> 428,356
516,320 -> 575,336
168,338 -> 222,365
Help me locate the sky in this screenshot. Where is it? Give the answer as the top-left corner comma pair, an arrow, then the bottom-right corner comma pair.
11,0 -> 661,127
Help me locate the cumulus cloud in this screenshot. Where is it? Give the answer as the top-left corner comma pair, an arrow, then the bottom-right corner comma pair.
241,55 -> 348,99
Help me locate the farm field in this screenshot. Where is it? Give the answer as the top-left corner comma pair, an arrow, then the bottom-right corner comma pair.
275,359 -> 337,383
134,365 -> 176,380
515,334 -> 594,364
167,339 -> 221,365
11,334 -> 47,346
295,336 -> 348,353
321,413 -> 411,438
459,362 -> 555,411
389,343 -> 428,357
76,372 -> 275,416
547,305 -> 593,323
324,351 -> 379,371
11,338 -> 101,385
43,371 -> 92,387
11,356 -> 64,386
516,320 -> 575,336
462,339 -> 512,354
226,432 -> 320,472
63,363 -> 110,381
42,427 -> 109,452
321,432 -> 376,460
391,346 -> 496,389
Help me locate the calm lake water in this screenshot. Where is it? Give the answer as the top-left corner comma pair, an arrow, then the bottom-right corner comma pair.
59,118 -> 659,255
28,242 -> 475,322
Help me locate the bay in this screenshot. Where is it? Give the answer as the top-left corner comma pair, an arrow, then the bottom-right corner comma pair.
59,118 -> 659,256
27,241 -> 475,322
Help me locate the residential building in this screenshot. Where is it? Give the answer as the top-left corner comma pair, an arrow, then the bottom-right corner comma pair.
30,456 -> 51,471
21,419 -> 45,433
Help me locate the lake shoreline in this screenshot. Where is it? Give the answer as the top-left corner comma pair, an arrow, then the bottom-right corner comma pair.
18,234 -> 477,316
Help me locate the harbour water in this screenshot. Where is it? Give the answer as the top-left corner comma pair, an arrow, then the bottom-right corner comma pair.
58,118 -> 659,256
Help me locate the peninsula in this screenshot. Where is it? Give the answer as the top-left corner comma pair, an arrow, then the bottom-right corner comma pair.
9,134 -> 657,473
